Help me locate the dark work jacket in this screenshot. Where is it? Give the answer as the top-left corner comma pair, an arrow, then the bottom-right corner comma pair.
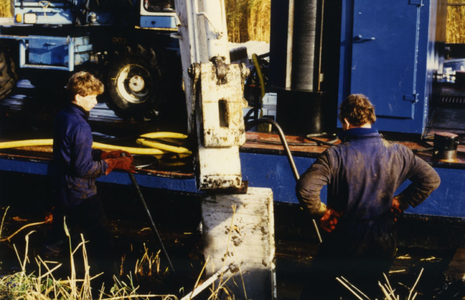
53,104 -> 108,207
296,128 -> 441,220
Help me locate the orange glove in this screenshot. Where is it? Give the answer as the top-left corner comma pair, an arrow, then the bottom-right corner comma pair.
101,150 -> 133,160
391,197 -> 404,222
104,157 -> 135,175
319,208 -> 343,233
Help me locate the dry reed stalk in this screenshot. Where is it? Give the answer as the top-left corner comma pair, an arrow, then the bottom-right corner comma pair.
0,206 -> 9,239
407,268 -> 424,300
35,256 -> 62,298
0,219 -> 51,242
335,277 -> 365,300
186,255 -> 210,299
135,244 -> 163,278
1,229 -> 177,300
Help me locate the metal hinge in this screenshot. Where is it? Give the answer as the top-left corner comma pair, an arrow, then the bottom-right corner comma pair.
404,94 -> 419,103
409,0 -> 424,6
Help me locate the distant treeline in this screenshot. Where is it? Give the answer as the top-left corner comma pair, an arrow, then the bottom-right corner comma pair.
0,0 -> 12,17
447,0 -> 465,43
2,0 -> 462,44
225,0 -> 270,43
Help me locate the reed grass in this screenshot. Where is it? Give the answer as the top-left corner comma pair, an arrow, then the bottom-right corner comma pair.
0,206 -> 243,300
337,269 -> 424,300
0,227 -> 178,300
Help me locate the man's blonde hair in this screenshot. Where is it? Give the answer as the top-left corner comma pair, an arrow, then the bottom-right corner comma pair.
338,94 -> 376,126
66,71 -> 104,100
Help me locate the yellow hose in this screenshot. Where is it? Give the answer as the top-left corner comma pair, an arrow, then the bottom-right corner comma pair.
0,139 -> 165,155
252,53 -> 266,99
137,139 -> 192,154
92,142 -> 164,155
0,139 -> 53,149
0,131 -> 192,156
140,132 -> 188,139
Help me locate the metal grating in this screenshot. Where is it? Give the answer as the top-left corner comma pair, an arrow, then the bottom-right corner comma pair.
440,96 -> 465,106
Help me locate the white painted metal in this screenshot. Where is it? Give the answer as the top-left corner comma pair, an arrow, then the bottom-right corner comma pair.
201,188 -> 277,299
174,2 -> 277,299
197,62 -> 246,148
198,0 -> 230,61
174,0 -> 246,190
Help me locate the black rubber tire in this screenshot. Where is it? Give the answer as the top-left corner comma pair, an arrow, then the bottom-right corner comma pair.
106,46 -> 161,120
0,45 -> 18,100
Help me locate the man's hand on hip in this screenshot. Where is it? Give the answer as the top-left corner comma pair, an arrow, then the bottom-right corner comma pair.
391,197 -> 405,222
319,208 -> 343,233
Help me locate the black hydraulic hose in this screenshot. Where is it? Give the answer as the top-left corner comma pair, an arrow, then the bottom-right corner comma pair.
122,154 -> 176,273
252,119 -> 300,181
250,118 -> 322,243
244,108 -> 256,124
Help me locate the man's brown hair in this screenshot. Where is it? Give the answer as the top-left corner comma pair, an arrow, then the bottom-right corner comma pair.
66,71 -> 104,100
338,94 -> 376,126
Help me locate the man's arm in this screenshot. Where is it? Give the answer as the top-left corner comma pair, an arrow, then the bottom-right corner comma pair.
396,154 -> 441,209
72,125 -> 108,178
295,152 -> 332,219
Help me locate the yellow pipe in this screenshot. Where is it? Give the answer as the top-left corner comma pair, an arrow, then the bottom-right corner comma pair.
140,132 -> 188,139
0,131 -> 193,156
92,142 -> 164,155
137,139 -> 192,155
0,139 -> 165,155
0,139 -> 53,149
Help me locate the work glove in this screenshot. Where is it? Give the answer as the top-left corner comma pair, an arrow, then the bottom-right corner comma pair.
104,156 -> 135,175
319,208 -> 343,233
101,150 -> 133,160
391,196 -> 408,222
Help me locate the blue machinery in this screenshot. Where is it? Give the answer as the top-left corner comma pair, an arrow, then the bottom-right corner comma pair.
2,142 -> 465,218
2,0 -> 465,219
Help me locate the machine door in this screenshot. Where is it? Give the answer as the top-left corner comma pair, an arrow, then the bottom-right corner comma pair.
350,0 -> 423,119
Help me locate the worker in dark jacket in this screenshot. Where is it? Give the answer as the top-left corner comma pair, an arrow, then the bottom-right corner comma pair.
44,71 -> 135,279
296,94 -> 440,299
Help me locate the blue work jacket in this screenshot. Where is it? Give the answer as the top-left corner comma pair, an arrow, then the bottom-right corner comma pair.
296,128 -> 441,220
53,104 -> 108,207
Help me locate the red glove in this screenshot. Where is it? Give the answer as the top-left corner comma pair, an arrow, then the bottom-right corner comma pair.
104,157 -> 135,175
319,208 -> 343,233
391,197 -> 404,222
101,150 -> 133,160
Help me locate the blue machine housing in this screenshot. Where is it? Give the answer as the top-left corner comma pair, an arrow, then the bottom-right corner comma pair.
270,0 -> 447,135
2,0 -> 178,71
1,0 -> 464,222
337,0 -> 444,135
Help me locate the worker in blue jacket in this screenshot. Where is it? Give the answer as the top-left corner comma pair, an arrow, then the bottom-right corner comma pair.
43,71 -> 134,280
296,94 -> 441,299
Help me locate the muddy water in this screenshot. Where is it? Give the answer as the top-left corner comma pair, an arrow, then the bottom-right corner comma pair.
1,172 -> 465,299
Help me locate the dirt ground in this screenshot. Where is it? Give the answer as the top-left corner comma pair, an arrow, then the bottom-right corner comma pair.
1,172 -> 465,299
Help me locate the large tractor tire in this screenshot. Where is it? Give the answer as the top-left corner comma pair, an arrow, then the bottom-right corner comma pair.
106,46 -> 161,121
0,46 -> 18,100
